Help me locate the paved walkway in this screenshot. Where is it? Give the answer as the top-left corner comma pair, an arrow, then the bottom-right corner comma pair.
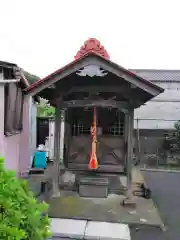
143,171 -> 180,240
50,218 -> 131,240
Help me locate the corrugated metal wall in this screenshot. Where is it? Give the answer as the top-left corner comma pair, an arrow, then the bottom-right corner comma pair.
134,81 -> 180,129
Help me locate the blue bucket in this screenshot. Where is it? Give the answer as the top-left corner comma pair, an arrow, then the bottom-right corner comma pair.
34,151 -> 47,169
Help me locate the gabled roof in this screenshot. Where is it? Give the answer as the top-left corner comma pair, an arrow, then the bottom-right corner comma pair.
24,38 -> 163,98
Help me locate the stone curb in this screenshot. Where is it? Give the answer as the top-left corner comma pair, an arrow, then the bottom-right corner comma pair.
50,218 -> 131,240
51,218 -> 86,239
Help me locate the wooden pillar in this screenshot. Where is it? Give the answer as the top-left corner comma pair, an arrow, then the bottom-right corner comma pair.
52,107 -> 61,197
135,118 -> 141,165
127,110 -> 133,194
124,113 -> 128,144
123,109 -> 135,205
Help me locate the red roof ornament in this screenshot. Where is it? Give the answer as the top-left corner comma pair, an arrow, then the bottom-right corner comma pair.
74,38 -> 110,60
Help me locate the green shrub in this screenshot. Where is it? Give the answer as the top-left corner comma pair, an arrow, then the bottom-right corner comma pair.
0,156 -> 51,239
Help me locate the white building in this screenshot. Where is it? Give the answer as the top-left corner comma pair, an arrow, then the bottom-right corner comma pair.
131,69 -> 180,130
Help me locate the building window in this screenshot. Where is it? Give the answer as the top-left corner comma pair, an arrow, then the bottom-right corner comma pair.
4,83 -> 23,136
0,67 -> 3,80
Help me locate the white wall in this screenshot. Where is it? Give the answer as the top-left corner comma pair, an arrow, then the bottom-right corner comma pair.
28,97 -> 37,169
48,114 -> 65,161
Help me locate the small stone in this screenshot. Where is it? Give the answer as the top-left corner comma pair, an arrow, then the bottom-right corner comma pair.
140,218 -> 147,222
129,210 -> 137,214
52,192 -> 60,198
121,198 -> 136,207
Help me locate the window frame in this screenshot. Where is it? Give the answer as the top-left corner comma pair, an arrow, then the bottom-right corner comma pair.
4,82 -> 24,136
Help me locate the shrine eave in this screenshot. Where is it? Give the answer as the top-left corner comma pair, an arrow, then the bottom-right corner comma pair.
24,38 -> 164,106
24,51 -> 163,94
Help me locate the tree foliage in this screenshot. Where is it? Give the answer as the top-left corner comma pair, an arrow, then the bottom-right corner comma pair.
173,121 -> 180,151
23,70 -> 56,118
23,71 -> 40,85
0,157 -> 51,240
22,71 -> 55,118
37,103 -> 55,118
36,98 -> 55,118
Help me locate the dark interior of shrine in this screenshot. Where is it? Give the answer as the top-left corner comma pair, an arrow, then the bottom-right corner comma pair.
64,107 -> 125,173
67,107 -> 125,137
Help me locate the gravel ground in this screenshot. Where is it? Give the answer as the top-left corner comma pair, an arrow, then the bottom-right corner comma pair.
31,170 -> 180,239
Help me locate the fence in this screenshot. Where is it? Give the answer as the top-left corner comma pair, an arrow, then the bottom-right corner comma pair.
134,123 -> 180,168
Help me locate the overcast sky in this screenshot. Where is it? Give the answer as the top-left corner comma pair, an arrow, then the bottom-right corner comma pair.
0,0 -> 180,78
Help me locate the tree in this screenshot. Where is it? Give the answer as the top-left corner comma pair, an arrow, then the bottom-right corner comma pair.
0,157 -> 51,240
163,121 -> 180,152
23,71 -> 55,118
23,71 -> 40,85
174,121 -> 180,151
37,98 -> 55,118
37,103 -> 55,118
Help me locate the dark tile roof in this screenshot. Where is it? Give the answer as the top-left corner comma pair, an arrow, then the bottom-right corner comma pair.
129,69 -> 180,82
0,60 -> 17,68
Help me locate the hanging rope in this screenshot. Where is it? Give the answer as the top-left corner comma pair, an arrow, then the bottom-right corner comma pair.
89,106 -> 99,170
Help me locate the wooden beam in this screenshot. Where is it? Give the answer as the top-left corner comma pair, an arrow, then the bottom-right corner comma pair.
67,85 -> 130,93
51,96 -> 143,110
52,85 -> 143,106
51,86 -> 127,104
59,99 -> 129,109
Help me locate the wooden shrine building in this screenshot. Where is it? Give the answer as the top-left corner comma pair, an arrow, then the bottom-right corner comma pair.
24,38 -> 163,201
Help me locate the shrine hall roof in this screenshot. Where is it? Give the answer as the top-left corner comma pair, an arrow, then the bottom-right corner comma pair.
24,38 -> 163,97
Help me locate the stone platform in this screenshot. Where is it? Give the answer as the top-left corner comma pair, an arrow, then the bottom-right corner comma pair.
47,190 -> 164,229
28,165 -> 164,229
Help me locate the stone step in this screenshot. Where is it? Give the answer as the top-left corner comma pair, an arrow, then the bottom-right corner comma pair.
78,177 -> 109,198
78,175 -> 126,198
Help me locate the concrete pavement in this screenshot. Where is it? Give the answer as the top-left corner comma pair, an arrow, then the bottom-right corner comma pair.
142,170 -> 180,240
